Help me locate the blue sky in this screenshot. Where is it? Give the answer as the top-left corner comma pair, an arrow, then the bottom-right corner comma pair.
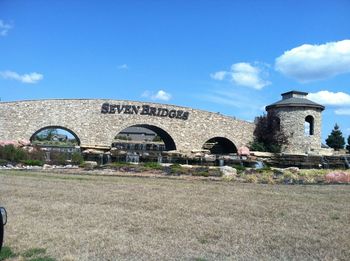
1,0 -> 350,142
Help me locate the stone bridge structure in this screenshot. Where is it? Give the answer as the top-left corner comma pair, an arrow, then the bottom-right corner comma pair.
0,99 -> 255,152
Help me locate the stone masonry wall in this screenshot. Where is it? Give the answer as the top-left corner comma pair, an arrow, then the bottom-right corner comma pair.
0,99 -> 255,152
273,107 -> 323,154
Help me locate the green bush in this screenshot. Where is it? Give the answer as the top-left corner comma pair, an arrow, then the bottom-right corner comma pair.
22,159 -> 44,166
249,140 -> 266,151
28,149 -> 46,161
142,162 -> 163,170
256,165 -> 272,173
71,152 -> 84,165
49,151 -> 67,165
231,164 -> 246,173
169,164 -> 186,175
0,159 -> 8,166
0,145 -> 28,162
111,161 -> 132,167
193,167 -> 210,177
193,171 -> 209,177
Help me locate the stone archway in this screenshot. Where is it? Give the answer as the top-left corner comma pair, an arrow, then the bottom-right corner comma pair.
30,126 -> 81,145
202,137 -> 237,154
113,124 -> 176,151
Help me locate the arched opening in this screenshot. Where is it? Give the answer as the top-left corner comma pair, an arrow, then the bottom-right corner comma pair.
111,124 -> 176,162
202,137 -> 237,155
304,115 -> 314,136
30,126 -> 81,163
30,126 -> 80,146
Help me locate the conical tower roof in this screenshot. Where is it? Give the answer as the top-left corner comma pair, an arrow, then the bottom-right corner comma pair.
266,91 -> 325,111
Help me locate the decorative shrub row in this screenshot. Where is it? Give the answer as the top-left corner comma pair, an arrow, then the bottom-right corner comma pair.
0,145 -> 84,166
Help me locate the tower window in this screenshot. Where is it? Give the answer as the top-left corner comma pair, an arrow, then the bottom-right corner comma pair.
304,115 -> 314,136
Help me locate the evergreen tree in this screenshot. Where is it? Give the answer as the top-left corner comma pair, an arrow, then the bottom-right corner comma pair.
347,135 -> 350,153
326,124 -> 345,150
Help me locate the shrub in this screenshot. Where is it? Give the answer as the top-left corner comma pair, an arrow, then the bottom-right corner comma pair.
303,175 -> 316,184
143,162 -> 163,170
193,167 -> 210,177
71,152 -> 84,165
260,173 -> 275,184
49,151 -> 67,165
0,159 -> 8,166
28,148 -> 46,161
245,175 -> 258,183
256,165 -> 272,173
222,173 -> 235,181
209,168 -> 222,177
22,159 -> 44,166
0,145 -> 28,162
283,171 -> 299,184
111,161 -> 132,167
193,171 -> 209,177
231,164 -> 246,173
169,163 -> 183,174
249,140 -> 266,152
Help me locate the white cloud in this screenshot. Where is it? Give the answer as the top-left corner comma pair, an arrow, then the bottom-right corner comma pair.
152,90 -> 171,101
210,71 -> 226,80
0,20 -> 12,36
308,90 -> 350,106
142,90 -> 172,101
0,70 -> 43,84
118,64 -> 129,70
210,62 -> 270,90
335,108 -> 350,115
275,39 -> 350,82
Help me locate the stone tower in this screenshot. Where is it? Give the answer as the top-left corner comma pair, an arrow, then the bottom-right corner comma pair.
266,91 -> 325,154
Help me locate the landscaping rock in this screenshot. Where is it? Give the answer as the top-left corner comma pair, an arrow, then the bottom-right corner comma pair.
325,172 -> 350,183
204,154 -> 216,162
220,166 -> 237,181
238,146 -> 250,156
284,167 -> 300,173
82,161 -> 98,170
43,164 -> 52,170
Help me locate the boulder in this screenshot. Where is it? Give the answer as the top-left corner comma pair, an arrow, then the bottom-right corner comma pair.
82,161 -> 98,169
0,140 -> 19,147
284,167 -> 300,173
204,154 -> 216,162
220,166 -> 237,181
18,139 -> 31,146
325,172 -> 350,183
43,164 -> 52,170
238,146 -> 250,156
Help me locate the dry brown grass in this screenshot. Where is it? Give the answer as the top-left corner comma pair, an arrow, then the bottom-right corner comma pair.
1,170 -> 350,261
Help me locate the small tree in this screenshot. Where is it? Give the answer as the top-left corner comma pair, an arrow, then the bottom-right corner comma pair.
326,124 -> 345,150
251,112 -> 288,153
346,135 -> 350,153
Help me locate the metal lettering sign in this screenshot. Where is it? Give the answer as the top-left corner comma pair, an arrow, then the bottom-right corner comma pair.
101,103 -> 189,120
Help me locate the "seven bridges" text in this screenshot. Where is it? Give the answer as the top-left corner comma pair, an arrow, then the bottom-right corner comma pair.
101,103 -> 189,120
